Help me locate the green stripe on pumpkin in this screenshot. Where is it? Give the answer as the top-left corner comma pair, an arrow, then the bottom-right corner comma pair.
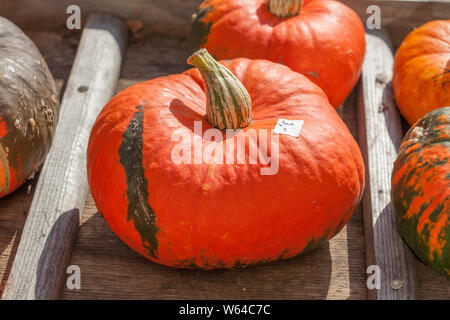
118,104 -> 159,258
190,6 -> 213,52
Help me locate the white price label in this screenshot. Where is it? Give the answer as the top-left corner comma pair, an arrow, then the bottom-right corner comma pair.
273,119 -> 304,137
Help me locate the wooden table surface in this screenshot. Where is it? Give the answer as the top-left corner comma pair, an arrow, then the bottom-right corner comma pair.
0,27 -> 448,300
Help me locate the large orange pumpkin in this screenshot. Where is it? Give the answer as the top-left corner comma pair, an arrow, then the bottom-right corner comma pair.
391,107 -> 449,279
190,0 -> 366,108
87,50 -> 364,269
393,20 -> 450,125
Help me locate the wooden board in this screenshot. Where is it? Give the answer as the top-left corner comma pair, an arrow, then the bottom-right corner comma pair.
0,181 -> 36,294
358,29 -> 417,300
2,0 -> 450,47
416,260 -> 450,299
341,0 -> 450,47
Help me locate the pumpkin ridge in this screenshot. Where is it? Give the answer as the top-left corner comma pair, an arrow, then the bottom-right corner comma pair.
393,21 -> 450,124
118,104 -> 159,259
396,39 -> 449,65
400,54 -> 450,74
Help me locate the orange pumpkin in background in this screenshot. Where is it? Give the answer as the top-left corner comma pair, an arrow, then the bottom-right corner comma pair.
393,20 -> 450,125
190,0 -> 366,108
87,50 -> 365,269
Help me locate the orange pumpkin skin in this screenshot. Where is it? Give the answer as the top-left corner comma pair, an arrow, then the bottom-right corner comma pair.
393,20 -> 450,125
191,0 -> 366,108
87,58 -> 365,269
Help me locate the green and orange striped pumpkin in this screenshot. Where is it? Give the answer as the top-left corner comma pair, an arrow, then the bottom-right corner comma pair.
0,18 -> 59,198
391,107 -> 450,279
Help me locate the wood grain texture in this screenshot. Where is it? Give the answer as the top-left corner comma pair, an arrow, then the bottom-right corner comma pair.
58,36 -> 367,300
341,0 -> 450,48
357,29 -> 418,300
0,181 -> 36,296
415,260 -> 450,299
0,0 -> 202,37
2,0 -> 449,45
341,0 -> 450,23
1,14 -> 127,300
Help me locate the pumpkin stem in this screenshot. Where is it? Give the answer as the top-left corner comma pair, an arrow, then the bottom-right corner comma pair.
267,0 -> 303,17
187,49 -> 253,130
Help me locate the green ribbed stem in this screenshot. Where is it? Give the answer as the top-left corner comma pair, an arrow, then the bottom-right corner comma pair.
187,49 -> 253,130
267,0 -> 303,17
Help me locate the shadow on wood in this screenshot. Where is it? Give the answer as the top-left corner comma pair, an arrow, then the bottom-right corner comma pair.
337,82 -> 369,300
35,209 -> 79,300
384,1 -> 448,49
372,202 -> 417,298
345,206 -> 367,300
0,181 -> 36,298
62,211 -> 333,300
358,28 -> 418,300
381,82 -> 404,152
415,259 -> 450,300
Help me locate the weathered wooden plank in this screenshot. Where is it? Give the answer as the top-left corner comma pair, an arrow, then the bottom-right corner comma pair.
0,0 -> 202,37
1,13 -> 127,300
357,29 -> 417,300
1,0 -> 449,42
342,0 -> 450,23
0,182 -> 36,296
415,260 -> 450,299
341,0 -> 450,48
